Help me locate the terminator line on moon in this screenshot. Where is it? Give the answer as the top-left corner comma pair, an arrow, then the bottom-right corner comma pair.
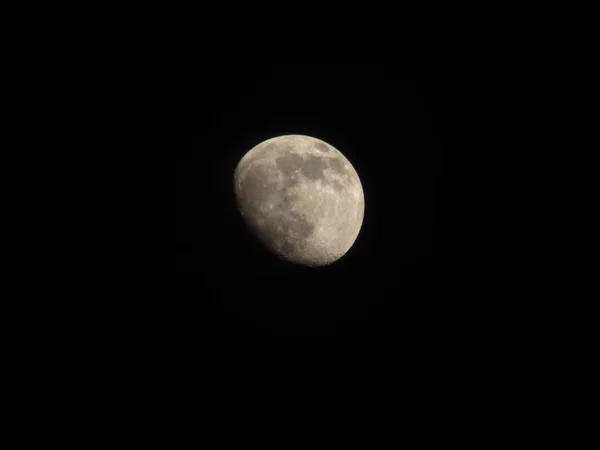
234,135 -> 365,266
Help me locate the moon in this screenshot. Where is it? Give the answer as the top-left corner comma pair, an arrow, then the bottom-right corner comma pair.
233,135 -> 365,266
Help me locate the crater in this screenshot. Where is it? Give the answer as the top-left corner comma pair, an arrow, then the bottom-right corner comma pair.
314,141 -> 330,153
331,180 -> 344,192
328,157 -> 347,175
259,210 -> 315,257
240,165 -> 278,202
280,192 -> 300,209
301,155 -> 329,181
282,173 -> 300,190
276,153 -> 304,175
281,240 -> 297,255
281,211 -> 315,240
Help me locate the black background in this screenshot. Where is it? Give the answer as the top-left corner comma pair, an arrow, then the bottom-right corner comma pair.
176,63 -> 469,340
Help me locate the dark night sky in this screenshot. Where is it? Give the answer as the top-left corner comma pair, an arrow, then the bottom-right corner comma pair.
176,63 -> 466,339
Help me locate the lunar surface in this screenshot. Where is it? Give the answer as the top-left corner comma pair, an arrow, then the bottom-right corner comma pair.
233,135 -> 364,266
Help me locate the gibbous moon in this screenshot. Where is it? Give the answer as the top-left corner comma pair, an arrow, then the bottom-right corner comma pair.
234,135 -> 364,266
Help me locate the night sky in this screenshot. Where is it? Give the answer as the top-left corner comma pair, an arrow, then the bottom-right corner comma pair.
176,63 -> 456,339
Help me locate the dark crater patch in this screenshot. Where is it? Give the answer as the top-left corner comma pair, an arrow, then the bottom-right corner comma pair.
285,211 -> 314,239
301,155 -> 329,181
280,241 -> 297,255
259,210 -> 314,256
238,168 -> 278,218
281,173 -> 300,190
276,153 -> 304,175
314,141 -> 330,153
331,180 -> 344,192
280,192 -> 300,209
328,157 -> 347,176
240,166 -> 278,202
